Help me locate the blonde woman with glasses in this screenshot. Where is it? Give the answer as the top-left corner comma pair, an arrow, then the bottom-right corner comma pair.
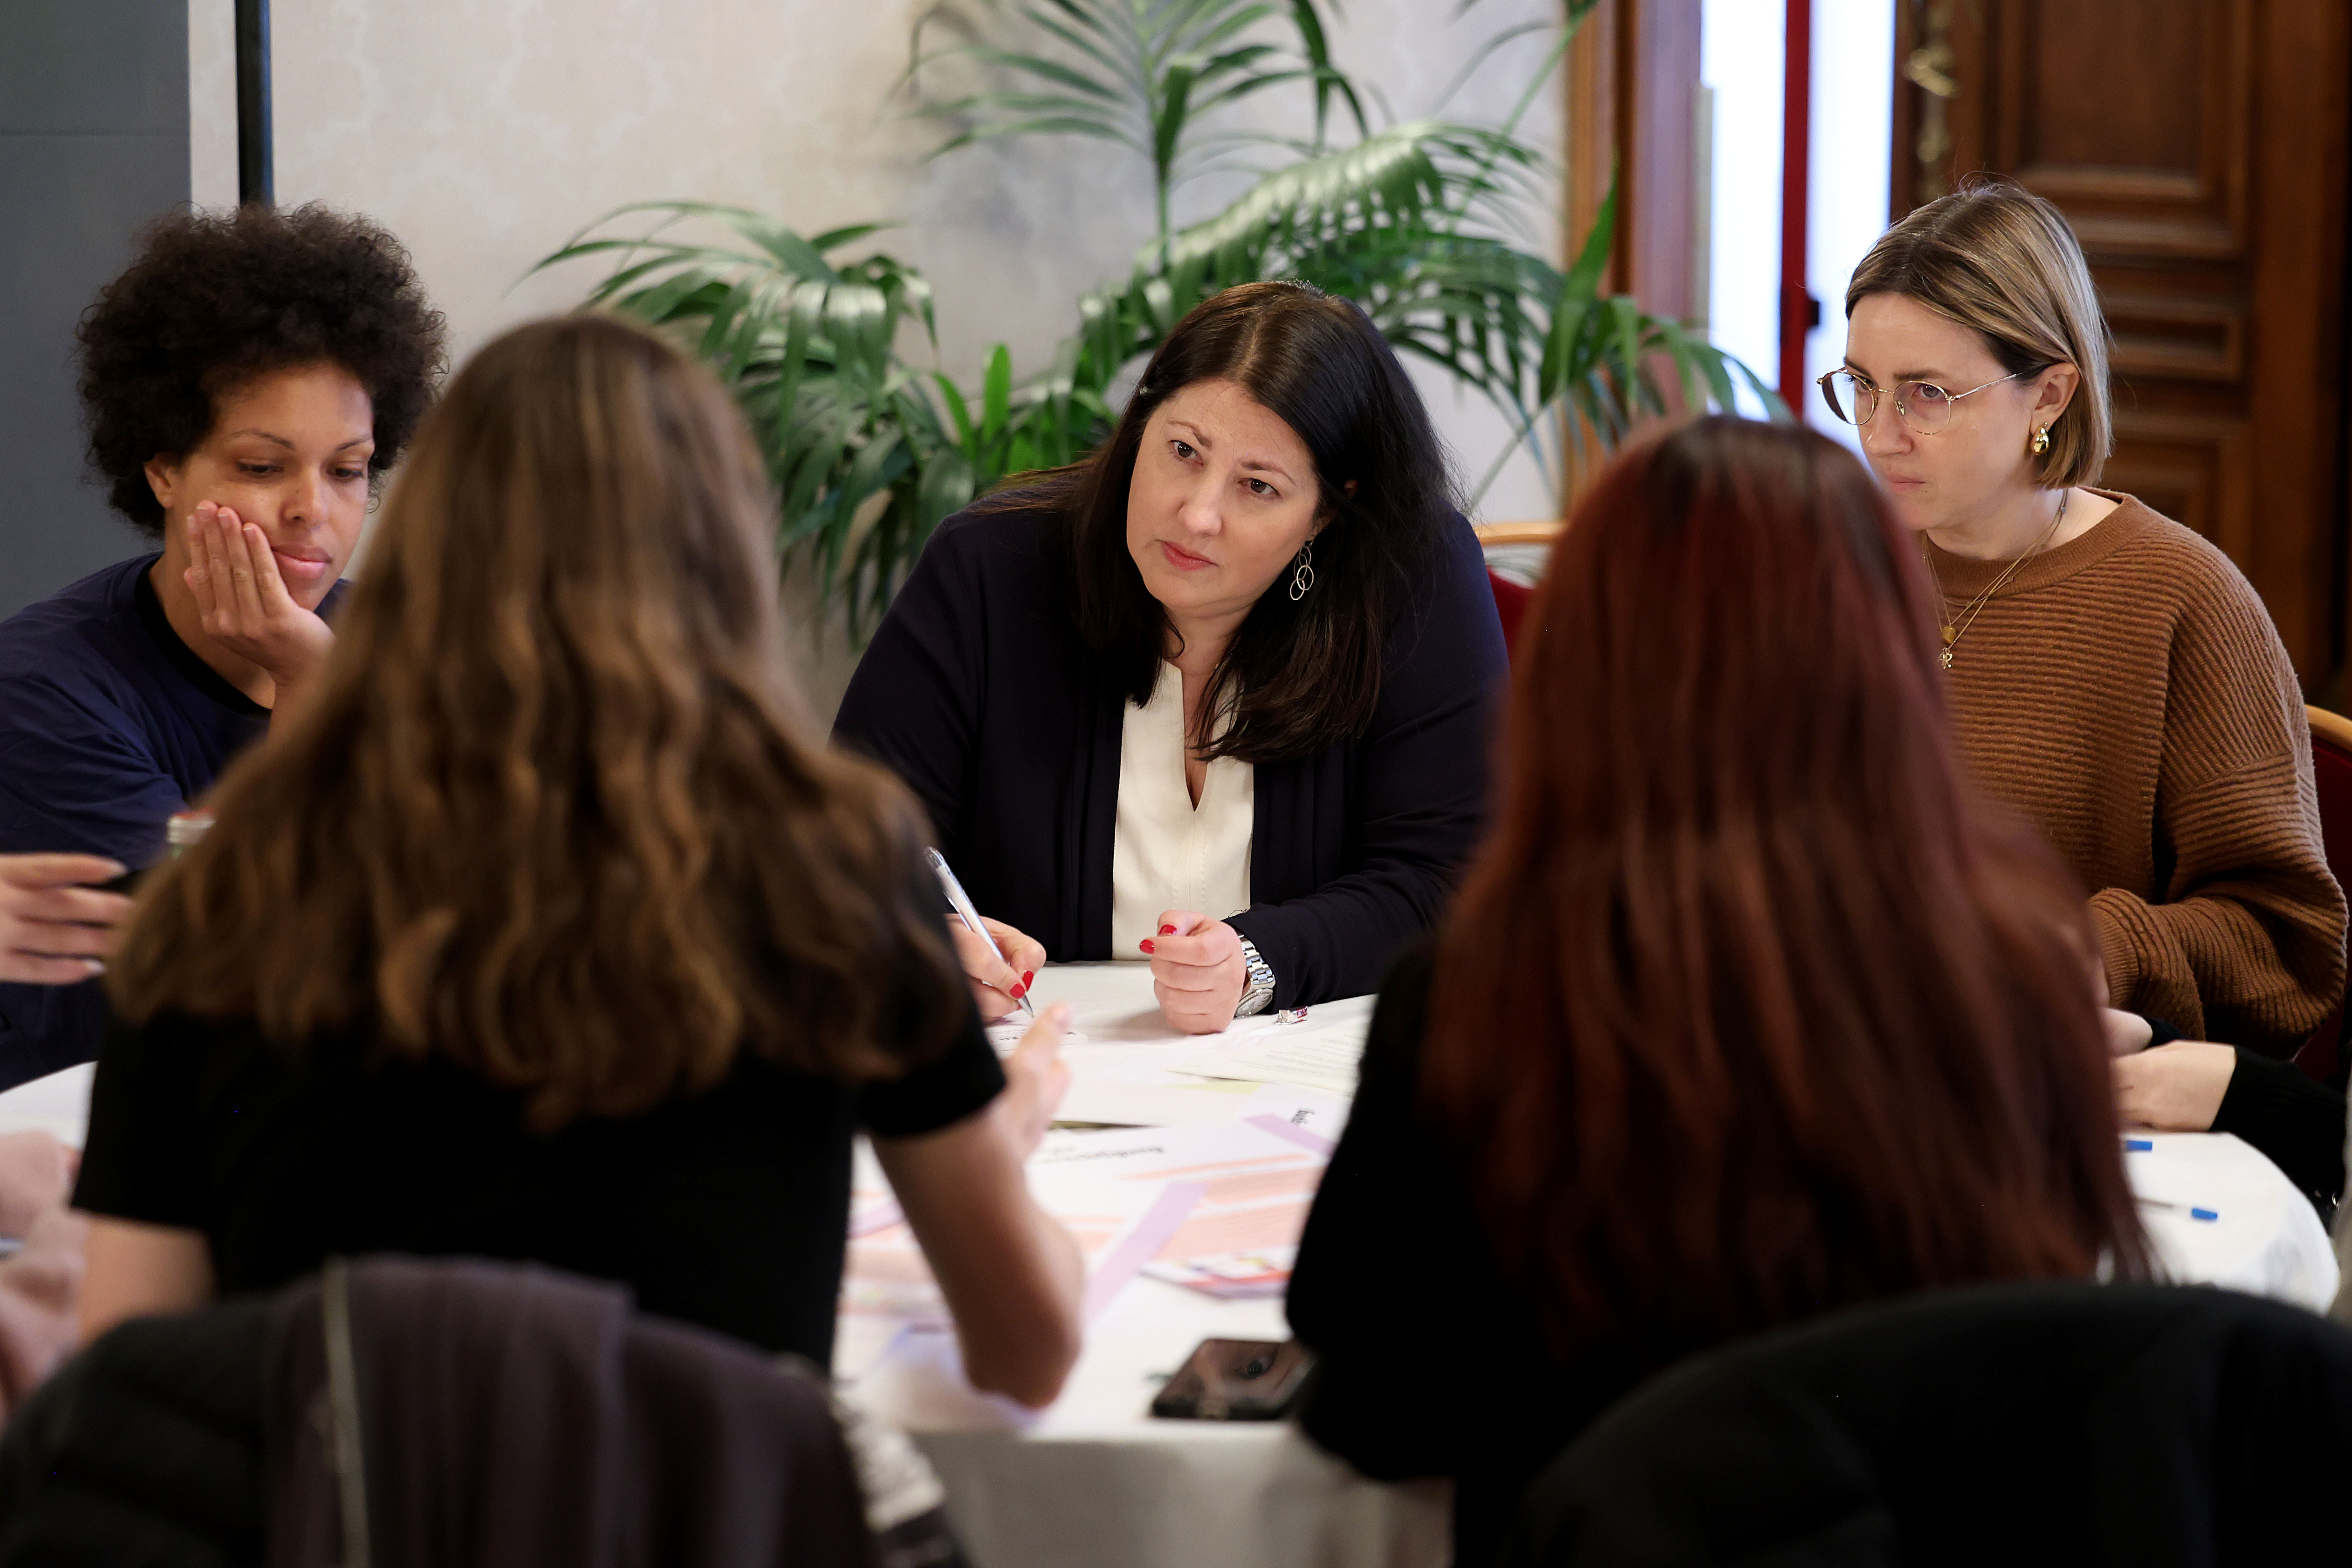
1826,176 -> 2343,1059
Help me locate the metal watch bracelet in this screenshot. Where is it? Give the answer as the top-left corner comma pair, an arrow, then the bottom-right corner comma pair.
1234,936 -> 1276,1017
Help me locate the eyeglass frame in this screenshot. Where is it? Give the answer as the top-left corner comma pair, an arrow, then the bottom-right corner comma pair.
1814,368 -> 2035,434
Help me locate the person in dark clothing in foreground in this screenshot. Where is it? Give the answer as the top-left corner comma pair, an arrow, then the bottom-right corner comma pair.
0,205 -> 444,1085
69,316 -> 1082,1408
1287,418 -> 2151,1568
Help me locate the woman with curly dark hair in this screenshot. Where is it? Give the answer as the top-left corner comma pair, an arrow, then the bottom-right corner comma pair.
0,204 -> 444,1086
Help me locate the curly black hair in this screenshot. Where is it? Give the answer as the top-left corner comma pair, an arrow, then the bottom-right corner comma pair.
76,203 -> 447,536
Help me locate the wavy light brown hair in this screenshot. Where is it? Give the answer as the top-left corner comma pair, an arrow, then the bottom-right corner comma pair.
1846,175 -> 2112,488
1424,416 -> 2146,1358
112,314 -> 969,1127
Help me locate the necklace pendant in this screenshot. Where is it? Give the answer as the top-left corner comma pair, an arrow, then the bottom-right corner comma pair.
1940,647 -> 1955,670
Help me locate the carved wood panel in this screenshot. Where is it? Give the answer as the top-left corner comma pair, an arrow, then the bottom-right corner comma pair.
1892,0 -> 2352,690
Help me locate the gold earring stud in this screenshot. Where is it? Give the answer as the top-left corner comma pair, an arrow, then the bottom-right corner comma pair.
2031,425 -> 2051,456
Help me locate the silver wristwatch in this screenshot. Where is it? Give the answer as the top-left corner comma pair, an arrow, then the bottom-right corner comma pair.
1234,936 -> 1277,1017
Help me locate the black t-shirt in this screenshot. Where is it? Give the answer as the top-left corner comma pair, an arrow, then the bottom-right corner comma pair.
72,1006 -> 1005,1365
0,557 -> 345,1086
1286,943 -> 1654,1568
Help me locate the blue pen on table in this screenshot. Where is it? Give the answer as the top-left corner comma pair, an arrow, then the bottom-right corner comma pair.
926,848 -> 1036,1021
2137,1196 -> 2219,1223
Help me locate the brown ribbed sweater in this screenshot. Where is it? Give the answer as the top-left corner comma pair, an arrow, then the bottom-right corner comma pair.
1927,492 -> 2346,1055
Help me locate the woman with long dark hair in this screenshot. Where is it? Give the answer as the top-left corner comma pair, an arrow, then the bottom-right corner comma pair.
70,315 -> 1082,1406
1287,416 -> 2148,1564
835,281 -> 1506,1032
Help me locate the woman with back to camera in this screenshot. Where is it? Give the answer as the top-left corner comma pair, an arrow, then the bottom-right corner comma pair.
0,205 -> 444,1084
1827,176 -> 2343,1057
834,281 -> 1506,1033
70,315 -> 1083,1406
1287,417 -> 2149,1566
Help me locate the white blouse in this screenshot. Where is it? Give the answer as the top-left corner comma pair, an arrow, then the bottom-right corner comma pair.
1111,660 -> 1253,959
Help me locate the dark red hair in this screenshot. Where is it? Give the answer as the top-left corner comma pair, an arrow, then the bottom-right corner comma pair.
1424,416 -> 2145,1358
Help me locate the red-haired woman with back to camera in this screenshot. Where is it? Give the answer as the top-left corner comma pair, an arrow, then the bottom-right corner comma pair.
1285,416 -> 2148,1568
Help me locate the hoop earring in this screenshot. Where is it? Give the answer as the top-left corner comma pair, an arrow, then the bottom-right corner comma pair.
1288,539 -> 1315,601
2031,424 -> 2051,456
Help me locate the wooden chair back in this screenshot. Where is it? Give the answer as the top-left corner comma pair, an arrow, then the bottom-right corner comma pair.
2294,704 -> 2352,1083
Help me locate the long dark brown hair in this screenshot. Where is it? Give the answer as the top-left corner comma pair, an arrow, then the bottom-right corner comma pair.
112,314 -> 970,1127
1424,416 -> 2146,1356
985,281 -> 1454,763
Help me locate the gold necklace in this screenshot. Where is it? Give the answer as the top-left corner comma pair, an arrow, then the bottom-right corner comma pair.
1925,490 -> 2069,670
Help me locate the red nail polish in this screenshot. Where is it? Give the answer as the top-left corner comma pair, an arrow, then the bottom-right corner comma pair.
1159,924 -> 1177,935
1140,939 -> 1155,954
1009,982 -> 1027,999
1022,971 -> 1035,987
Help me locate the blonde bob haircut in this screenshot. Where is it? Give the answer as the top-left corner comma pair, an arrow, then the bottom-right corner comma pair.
110,312 -> 970,1129
1844,176 -> 2112,489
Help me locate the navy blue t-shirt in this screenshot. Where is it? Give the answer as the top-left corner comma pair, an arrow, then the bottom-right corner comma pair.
0,554 -> 343,1087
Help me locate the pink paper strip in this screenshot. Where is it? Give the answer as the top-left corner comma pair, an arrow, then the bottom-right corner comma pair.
1083,1180 -> 1208,1320
1244,1113 -> 1335,1156
848,1200 -> 904,1238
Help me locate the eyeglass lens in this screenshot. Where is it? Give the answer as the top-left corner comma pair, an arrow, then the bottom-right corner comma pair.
1820,372 -> 1957,433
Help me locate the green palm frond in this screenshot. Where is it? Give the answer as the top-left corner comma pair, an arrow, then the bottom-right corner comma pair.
1028,123 -> 1541,388
908,0 -> 1361,248
1014,123 -> 1761,499
531,205 -> 974,630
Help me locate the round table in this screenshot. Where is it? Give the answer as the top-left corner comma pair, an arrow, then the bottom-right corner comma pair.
0,967 -> 2336,1568
824,965 -> 2344,1568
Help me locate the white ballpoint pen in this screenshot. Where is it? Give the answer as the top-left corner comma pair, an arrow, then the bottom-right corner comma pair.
926,847 -> 1036,1020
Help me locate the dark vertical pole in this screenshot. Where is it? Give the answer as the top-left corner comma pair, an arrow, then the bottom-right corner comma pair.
1778,0 -> 1813,408
235,0 -> 272,206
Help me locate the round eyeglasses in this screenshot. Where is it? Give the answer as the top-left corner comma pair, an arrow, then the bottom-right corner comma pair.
1816,369 -> 2027,435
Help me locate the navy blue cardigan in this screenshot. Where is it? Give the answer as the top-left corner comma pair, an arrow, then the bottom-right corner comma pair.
831,501 -> 1508,1008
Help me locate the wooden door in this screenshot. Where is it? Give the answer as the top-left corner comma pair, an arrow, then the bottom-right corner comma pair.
1558,0 -> 1703,506
1566,0 -> 1703,324
1891,0 -> 2352,690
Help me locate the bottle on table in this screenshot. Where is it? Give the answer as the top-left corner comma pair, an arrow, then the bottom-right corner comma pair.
165,810 -> 212,859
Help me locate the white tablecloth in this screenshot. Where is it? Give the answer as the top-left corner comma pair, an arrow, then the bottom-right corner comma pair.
0,968 -> 2337,1568
2128,1130 -> 2338,1309
833,965 -> 2339,1566
834,962 -> 1446,1568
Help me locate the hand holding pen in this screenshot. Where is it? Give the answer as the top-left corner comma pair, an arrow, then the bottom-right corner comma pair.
928,849 -> 1045,1024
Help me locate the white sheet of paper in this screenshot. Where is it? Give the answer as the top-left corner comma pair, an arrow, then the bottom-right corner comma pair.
986,965 -> 1370,1126
1166,997 -> 1375,1098
1056,1075 -> 1260,1126
0,1061 -> 94,1147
